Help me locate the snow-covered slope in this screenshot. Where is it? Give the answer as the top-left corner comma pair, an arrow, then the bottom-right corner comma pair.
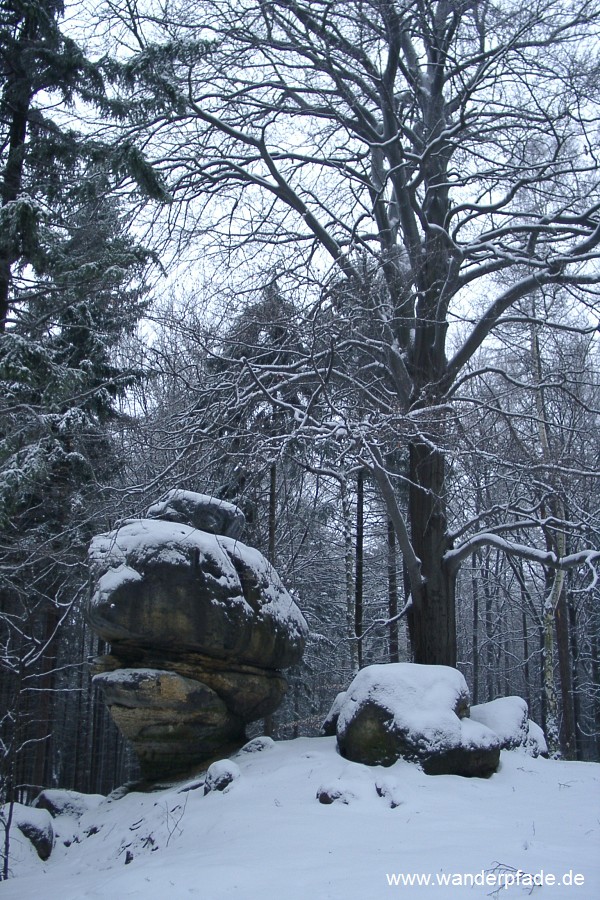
4,736 -> 599,899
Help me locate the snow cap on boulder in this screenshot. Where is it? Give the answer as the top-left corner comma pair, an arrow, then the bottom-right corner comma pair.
146,490 -> 245,539
33,788 -> 104,820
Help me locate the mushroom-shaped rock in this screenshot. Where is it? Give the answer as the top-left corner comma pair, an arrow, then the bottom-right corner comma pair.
88,520 -> 306,670
146,490 -> 245,539
336,663 -> 500,777
87,499 -> 308,780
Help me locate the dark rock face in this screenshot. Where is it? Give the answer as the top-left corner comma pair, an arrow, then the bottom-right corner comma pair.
87,494 -> 307,780
320,690 -> 346,737
335,663 -> 501,778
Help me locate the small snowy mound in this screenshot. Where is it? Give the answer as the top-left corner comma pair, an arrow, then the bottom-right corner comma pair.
34,789 -> 105,820
470,696 -> 528,749
237,736 -> 276,754
204,760 -> 241,794
526,719 -> 549,757
470,697 -> 547,757
336,663 -> 500,777
5,803 -> 54,861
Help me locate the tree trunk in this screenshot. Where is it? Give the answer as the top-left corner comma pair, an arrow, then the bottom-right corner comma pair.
471,553 -> 479,704
264,462 -> 277,737
354,468 -> 364,670
387,519 -> 399,663
340,479 -> 357,673
522,608 -> 531,713
555,586 -> 576,759
0,14 -> 36,333
567,591 -> 582,760
408,441 -> 456,666
268,461 -> 276,566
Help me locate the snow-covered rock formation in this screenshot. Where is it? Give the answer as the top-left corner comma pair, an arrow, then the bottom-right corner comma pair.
88,490 -> 308,780
326,664 -> 546,777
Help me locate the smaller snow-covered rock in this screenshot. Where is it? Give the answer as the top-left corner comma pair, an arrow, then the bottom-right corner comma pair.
146,490 -> 245,539
421,718 -> 501,777
7,803 -> 54,861
204,760 -> 241,794
470,697 -> 547,756
321,691 -> 346,737
470,697 -> 529,750
33,789 -> 104,820
336,663 -> 499,777
238,736 -> 275,754
375,779 -> 402,809
316,785 -> 355,805
526,719 -> 548,757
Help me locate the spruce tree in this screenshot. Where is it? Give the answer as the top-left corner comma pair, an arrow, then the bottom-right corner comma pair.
0,0 -> 157,814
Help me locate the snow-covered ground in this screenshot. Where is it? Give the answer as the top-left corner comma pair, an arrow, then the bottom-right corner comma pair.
4,736 -> 599,899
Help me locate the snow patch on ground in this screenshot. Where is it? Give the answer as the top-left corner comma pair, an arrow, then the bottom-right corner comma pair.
2,736 -> 598,899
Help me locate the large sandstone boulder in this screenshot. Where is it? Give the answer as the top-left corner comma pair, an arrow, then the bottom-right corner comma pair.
335,663 -> 500,777
88,520 -> 305,670
88,493 -> 308,780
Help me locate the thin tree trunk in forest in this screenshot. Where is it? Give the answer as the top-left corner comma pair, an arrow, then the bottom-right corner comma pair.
543,570 -> 563,756
340,480 -> 357,673
387,519 -> 399,663
555,586 -> 576,758
471,553 -> 479,705
264,462 -> 277,736
354,468 -> 364,670
591,627 -> 600,760
483,552 -> 494,701
531,314 -> 563,757
31,597 -> 61,791
0,14 -> 36,333
522,608 -> 531,712
539,620 -> 547,735
268,461 -> 276,566
567,592 -> 581,759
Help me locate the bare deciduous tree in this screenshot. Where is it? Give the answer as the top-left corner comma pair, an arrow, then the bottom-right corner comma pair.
105,0 -> 600,665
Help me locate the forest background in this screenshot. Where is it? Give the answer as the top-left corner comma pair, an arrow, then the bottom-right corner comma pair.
1,0 -> 599,811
